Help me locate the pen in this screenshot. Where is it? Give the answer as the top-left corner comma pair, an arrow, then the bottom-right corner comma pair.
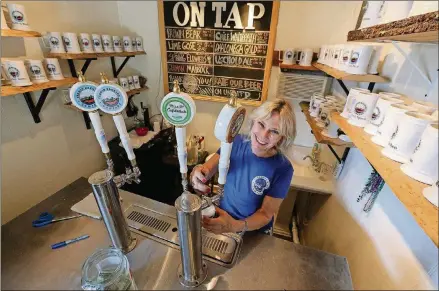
51,234 -> 90,249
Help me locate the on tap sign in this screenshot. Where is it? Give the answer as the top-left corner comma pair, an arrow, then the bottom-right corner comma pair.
159,1 -> 279,106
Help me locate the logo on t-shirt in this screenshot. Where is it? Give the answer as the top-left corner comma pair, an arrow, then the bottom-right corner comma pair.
251,176 -> 270,196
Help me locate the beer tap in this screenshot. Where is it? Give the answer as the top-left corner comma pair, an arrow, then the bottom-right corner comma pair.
94,72 -> 141,187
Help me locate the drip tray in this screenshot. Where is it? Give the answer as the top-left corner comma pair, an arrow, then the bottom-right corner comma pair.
125,204 -> 242,267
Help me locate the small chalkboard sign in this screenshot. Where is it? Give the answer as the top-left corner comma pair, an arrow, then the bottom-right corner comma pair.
158,1 -> 279,106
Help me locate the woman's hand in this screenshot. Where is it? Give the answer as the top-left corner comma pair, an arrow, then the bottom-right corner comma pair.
190,164 -> 211,194
202,207 -> 243,234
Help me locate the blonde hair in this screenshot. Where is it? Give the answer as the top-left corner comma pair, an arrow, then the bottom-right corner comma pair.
246,98 -> 297,160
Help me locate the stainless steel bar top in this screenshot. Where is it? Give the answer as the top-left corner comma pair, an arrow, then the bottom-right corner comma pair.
1,178 -> 353,290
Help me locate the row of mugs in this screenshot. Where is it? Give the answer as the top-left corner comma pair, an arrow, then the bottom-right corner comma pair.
108,76 -> 142,92
2,58 -> 64,86
341,88 -> 438,185
47,32 -> 144,54
282,49 -> 314,67
317,44 -> 382,75
309,93 -> 347,139
1,3 -> 31,31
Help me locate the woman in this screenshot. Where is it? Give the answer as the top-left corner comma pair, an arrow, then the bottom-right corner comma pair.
190,98 -> 297,235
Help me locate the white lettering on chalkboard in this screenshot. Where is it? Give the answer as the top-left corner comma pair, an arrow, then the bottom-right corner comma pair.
190,2 -> 205,27
173,2 -> 190,26
223,2 -> 243,29
212,2 -> 226,28
246,3 -> 265,29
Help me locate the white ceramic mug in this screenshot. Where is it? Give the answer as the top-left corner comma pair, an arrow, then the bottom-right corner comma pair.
62,32 -> 81,53
123,36 -> 133,52
25,59 -> 49,84
339,45 -> 353,72
44,58 -> 64,80
79,33 -> 94,53
401,123 -> 438,185
283,49 -> 295,65
382,112 -> 435,163
102,35 -> 114,52
364,96 -> 404,135
367,45 -> 383,74
2,59 -> 32,86
299,49 -> 313,66
340,88 -> 370,118
7,3 -> 30,31
330,45 -> 343,69
135,37 -> 144,52
348,92 -> 379,127
2,8 -> 10,30
372,104 -> 415,147
322,115 -> 340,139
346,45 -> 373,75
132,75 -> 141,89
113,36 -> 123,53
48,32 -> 65,53
119,77 -> 129,92
310,98 -> 324,118
127,76 -> 135,90
309,93 -> 324,112
317,46 -> 326,64
411,100 -> 437,115
92,34 -> 104,53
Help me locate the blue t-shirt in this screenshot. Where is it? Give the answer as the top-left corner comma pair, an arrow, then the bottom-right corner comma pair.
216,134 -> 294,232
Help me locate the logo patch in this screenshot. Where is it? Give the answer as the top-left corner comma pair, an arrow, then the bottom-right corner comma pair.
251,176 -> 270,196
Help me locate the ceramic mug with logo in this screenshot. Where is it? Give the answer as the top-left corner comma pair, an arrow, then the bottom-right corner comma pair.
382,112 -> 435,163
310,98 -> 324,118
79,33 -> 94,53
62,32 -> 81,53
322,115 -> 340,139
2,59 -> 32,86
132,75 -> 141,89
371,104 -> 415,147
317,46 -> 327,64
346,45 -> 373,75
47,32 -> 65,53
282,49 -> 295,65
113,36 -> 123,53
92,34 -> 104,53
340,88 -> 370,118
102,35 -> 114,53
25,59 -> 49,84
118,77 -> 129,92
7,3 -> 30,31
364,96 -> 404,135
330,45 -> 343,69
299,49 -> 313,67
123,36 -> 133,52
338,45 -> 353,72
127,76 -> 135,90
44,58 -> 64,80
135,37 -> 144,52
348,92 -> 379,127
401,123 -> 438,185
309,93 -> 324,113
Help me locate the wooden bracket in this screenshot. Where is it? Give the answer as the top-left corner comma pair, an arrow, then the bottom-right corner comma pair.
110,56 -> 133,78
22,88 -> 55,123
67,58 -> 97,77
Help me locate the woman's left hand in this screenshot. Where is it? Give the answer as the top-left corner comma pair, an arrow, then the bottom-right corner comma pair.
202,207 -> 239,234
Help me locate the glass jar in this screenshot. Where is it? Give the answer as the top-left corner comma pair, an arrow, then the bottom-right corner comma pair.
81,248 -> 137,290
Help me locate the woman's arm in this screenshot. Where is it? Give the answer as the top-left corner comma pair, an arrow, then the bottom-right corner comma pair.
191,153 -> 220,194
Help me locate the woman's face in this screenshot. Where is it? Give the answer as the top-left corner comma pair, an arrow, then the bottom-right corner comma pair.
251,112 -> 283,157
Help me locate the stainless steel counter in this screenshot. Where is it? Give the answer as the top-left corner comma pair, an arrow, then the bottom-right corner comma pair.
1,178 -> 352,290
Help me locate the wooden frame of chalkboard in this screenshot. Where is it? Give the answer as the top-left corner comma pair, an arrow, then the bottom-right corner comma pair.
158,1 -> 279,106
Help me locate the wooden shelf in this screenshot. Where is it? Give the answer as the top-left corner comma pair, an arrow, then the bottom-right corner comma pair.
1,29 -> 42,38
299,102 -> 353,147
1,77 -> 77,97
280,63 -> 320,71
312,62 -> 390,83
47,51 -> 146,60
332,112 -> 438,246
349,30 -> 438,44
127,86 -> 149,97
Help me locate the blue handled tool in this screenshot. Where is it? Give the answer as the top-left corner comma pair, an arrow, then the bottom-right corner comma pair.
32,212 -> 83,228
51,234 -> 90,249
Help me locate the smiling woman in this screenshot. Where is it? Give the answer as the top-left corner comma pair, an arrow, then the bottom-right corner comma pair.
191,99 -> 297,235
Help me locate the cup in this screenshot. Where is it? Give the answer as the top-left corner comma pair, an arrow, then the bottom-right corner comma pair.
401,123 -> 438,185
102,35 -> 114,52
25,59 -> 49,84
331,45 -> 343,69
113,36 -> 123,53
309,93 -> 324,112
299,49 -> 313,66
79,33 -> 94,53
127,76 -> 136,90
317,103 -> 337,128
339,45 -> 353,72
2,59 -> 32,86
310,98 -> 324,118
2,8 -> 10,30
132,75 -> 141,89
62,32 -> 81,53
123,36 -> 133,52
317,46 -> 326,64
364,96 -> 404,135
44,58 -> 64,80
346,45 -> 373,75
340,88 -> 370,118
322,115 -> 340,139
411,100 -> 437,115
92,34 -> 104,53
282,49 -> 295,65
47,32 -> 65,53
348,92 -> 379,127
371,104 -> 415,147
135,37 -> 144,52
382,112 -> 435,163
7,3 -> 30,31
119,77 -> 129,92
367,45 -> 383,74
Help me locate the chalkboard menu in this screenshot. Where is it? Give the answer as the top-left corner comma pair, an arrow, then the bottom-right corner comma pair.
158,1 -> 279,106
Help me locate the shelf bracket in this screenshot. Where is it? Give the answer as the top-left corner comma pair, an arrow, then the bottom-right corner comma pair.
22,88 -> 55,123
110,56 -> 133,78
67,58 -> 97,78
337,79 -> 376,96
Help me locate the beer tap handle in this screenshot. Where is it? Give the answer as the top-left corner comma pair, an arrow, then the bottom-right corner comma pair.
175,126 -> 188,190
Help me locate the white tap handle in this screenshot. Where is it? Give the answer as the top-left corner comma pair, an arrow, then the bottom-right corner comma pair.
175,127 -> 188,174
218,142 -> 233,185
113,114 -> 135,161
88,111 -> 109,154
